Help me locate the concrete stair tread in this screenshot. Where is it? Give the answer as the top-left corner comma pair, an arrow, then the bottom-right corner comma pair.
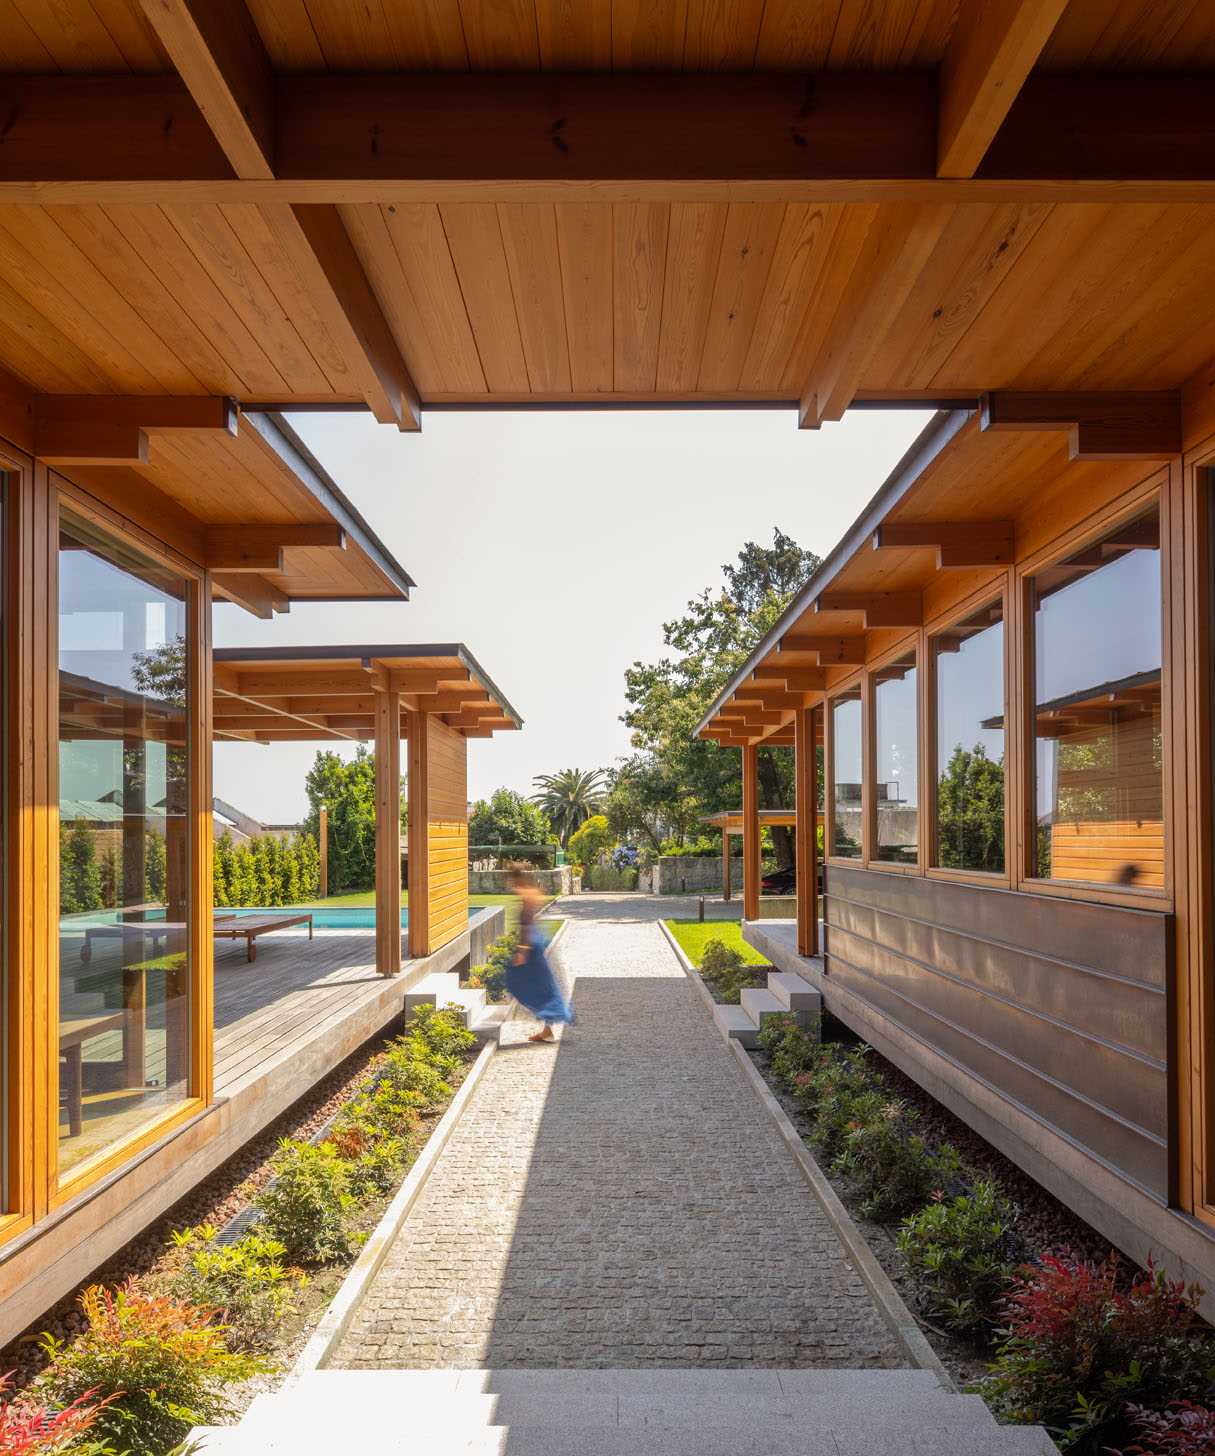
711,1003 -> 758,1047
767,971 -> 821,1011
738,986 -> 783,1026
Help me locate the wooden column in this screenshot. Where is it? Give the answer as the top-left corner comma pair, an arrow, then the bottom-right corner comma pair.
373,690 -> 402,976
406,708 -> 430,961
318,805 -> 328,899
794,706 -> 819,957
742,744 -> 760,922
722,829 -> 732,902
188,574 -> 213,1105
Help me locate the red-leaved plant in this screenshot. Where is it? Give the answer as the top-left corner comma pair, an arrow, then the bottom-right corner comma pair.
0,1373 -> 115,1455
1117,1402 -> 1215,1454
976,1250 -> 1215,1452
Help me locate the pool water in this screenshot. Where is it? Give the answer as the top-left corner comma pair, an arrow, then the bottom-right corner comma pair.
221,906 -> 407,930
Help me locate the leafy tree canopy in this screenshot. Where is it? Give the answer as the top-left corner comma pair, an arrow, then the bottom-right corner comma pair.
622,528 -> 821,861
567,814 -> 614,869
469,788 -> 553,848
302,746 -> 400,895
530,767 -> 608,847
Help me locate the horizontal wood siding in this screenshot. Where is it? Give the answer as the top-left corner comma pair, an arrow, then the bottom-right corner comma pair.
824,864 -> 1171,1200
427,719 -> 468,953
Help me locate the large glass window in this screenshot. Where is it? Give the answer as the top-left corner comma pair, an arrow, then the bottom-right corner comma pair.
57,515 -> 192,1182
874,650 -> 918,864
830,689 -> 863,858
1032,505 -> 1162,887
935,602 -> 1005,873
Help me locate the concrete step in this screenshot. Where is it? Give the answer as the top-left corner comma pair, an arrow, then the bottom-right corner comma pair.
768,971 -> 823,1019
469,1002 -> 512,1043
711,1002 -> 759,1047
404,971 -> 461,1018
449,985 -> 487,1017
739,986 -> 785,1030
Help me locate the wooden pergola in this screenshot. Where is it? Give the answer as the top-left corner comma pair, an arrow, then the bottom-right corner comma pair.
701,810 -> 796,914
213,644 -> 521,970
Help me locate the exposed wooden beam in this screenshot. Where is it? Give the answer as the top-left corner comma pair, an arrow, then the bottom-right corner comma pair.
138,0 -> 274,179
230,669 -> 378,697
873,520 -> 1015,566
799,205 -> 952,426
3,74 -> 1215,206
936,0 -> 1071,178
212,574 -> 289,620
206,549 -> 283,574
980,392 -> 1182,460
388,668 -> 469,694
37,422 -> 148,467
32,394 -> 239,466
777,635 -> 868,664
815,591 -> 921,627
733,690 -> 812,711
270,204 -> 421,431
205,524 -> 347,557
752,667 -> 828,691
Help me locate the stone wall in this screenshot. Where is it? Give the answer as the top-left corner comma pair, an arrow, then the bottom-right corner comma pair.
653,855 -> 742,894
468,865 -> 572,897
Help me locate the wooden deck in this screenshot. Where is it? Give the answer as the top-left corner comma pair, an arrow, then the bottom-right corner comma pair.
214,929 -> 395,1097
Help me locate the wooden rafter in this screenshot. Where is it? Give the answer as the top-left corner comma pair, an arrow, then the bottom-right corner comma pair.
872,520 -> 1015,567
212,574 -> 289,620
814,592 -> 922,627
777,635 -> 868,664
936,0 -> 1071,179
980,392 -> 1182,460
33,395 -> 237,467
135,0 -> 420,431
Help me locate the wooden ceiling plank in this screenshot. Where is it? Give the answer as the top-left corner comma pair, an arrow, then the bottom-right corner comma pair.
613,202 -> 668,393
497,203 -> 572,393
657,202 -> 728,392
740,202 -> 842,393
440,203 -> 530,393
936,0 -> 1072,179
698,201 -> 784,393
556,203 -> 613,394
535,0 -> 612,68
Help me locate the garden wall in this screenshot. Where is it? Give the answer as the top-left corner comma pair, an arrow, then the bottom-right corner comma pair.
467,865 -> 572,897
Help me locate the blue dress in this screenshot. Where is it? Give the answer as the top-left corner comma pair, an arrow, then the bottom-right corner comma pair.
506,921 -> 575,1025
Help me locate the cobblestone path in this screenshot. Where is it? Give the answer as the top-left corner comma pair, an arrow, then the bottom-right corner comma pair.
331,905 -> 904,1370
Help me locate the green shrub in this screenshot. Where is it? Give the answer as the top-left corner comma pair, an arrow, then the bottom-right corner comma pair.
36,1283 -> 264,1455
758,1013 -> 824,1082
977,1251 -> 1215,1452
343,1136 -> 409,1199
897,1180 -> 1020,1339
808,1085 -> 887,1164
832,1102 -> 963,1222
165,1224 -> 303,1351
0,1372 -> 117,1456
698,938 -> 763,1004
378,1043 -> 452,1107
586,865 -> 638,891
468,933 -> 517,1002
254,1139 -> 353,1264
408,1002 -> 476,1061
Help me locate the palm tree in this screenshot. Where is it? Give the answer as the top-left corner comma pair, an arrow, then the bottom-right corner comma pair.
531,767 -> 607,847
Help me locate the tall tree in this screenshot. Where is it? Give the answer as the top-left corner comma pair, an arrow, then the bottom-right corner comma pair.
469,788 -> 553,848
531,768 -> 608,847
622,528 -> 821,866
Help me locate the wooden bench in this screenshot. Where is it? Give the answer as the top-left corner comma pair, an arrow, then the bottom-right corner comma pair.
214,913 -> 314,962
59,1010 -> 128,1137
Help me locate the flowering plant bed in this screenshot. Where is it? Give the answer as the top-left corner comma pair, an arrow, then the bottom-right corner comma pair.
0,1005 -> 481,1456
752,1013 -> 1215,1454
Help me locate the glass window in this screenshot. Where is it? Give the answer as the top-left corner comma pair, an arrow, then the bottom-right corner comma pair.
935,602 -> 1005,872
1032,505 -> 1162,887
830,689 -> 863,858
874,650 -> 918,864
57,515 -> 192,1182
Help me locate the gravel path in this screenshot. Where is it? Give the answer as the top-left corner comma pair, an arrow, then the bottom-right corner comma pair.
331,906 -> 904,1370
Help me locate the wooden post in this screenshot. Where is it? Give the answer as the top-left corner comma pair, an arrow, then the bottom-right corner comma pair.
373,690 -> 401,976
794,706 -> 819,957
722,828 -> 732,902
187,574 -> 213,1106
318,805 -> 328,899
742,744 -> 760,922
406,709 -> 430,961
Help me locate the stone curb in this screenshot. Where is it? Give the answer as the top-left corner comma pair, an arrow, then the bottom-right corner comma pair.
288,1035 -> 499,1379
656,917 -> 953,1390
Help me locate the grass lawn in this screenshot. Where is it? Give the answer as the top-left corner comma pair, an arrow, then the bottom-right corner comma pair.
664,919 -> 770,968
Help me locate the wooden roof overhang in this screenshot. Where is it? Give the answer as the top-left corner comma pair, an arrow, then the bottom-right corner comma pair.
1,4 -> 1215,426
211,643 -> 522,745
695,403 -> 1176,747
26,392 -> 414,618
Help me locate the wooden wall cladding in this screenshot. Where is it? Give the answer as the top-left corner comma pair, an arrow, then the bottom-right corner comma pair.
426,718 -> 468,954
824,864 -> 1171,1201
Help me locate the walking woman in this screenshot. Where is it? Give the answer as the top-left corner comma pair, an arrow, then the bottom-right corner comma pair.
505,864 -> 574,1042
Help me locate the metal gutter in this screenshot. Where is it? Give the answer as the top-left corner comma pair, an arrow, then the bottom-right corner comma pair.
695,408 -> 975,735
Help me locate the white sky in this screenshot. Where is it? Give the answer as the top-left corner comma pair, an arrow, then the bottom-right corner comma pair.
213,407 -> 934,825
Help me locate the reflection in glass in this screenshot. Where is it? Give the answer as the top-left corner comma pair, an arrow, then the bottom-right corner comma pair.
831,691 -> 863,858
58,516 -> 192,1180
1032,506 -> 1162,886
935,603 -> 1005,872
874,651 -> 918,864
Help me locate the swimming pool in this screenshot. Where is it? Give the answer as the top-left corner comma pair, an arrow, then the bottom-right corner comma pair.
218,906 -> 477,930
